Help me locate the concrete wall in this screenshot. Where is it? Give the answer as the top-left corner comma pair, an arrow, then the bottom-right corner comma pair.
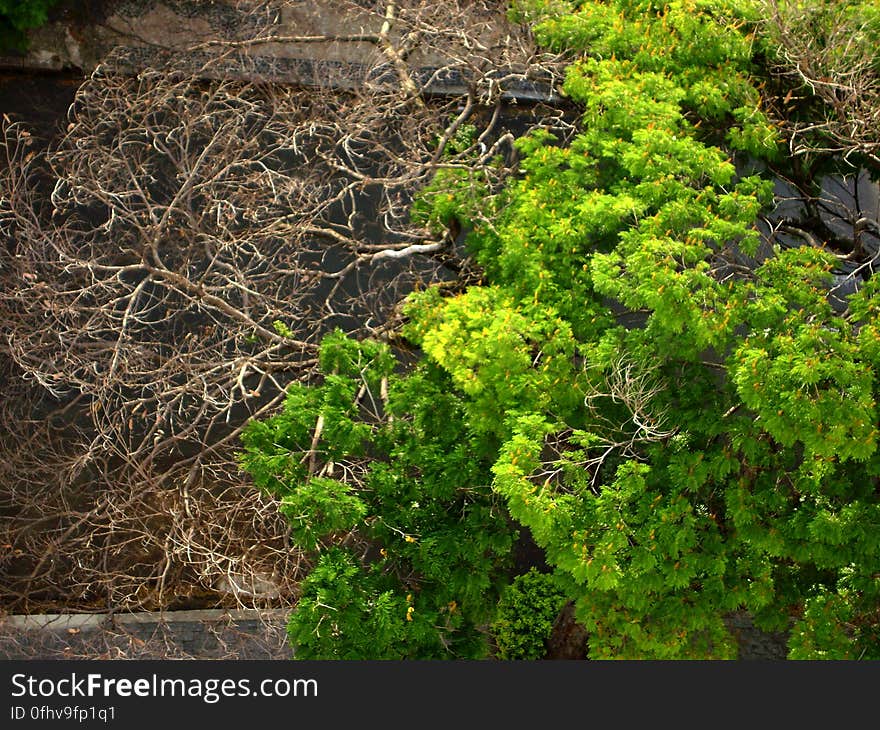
0,609 -> 292,659
0,1 -> 556,101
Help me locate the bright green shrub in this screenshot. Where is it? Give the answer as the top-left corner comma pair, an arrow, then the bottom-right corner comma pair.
240,331 -> 515,659
242,0 -> 880,660
492,569 -> 568,659
405,0 -> 880,659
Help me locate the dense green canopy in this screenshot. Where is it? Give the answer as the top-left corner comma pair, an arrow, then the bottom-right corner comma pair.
241,0 -> 880,659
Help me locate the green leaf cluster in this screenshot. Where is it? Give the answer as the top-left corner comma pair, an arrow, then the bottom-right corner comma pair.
398,0 -> 880,659
240,331 -> 516,659
491,568 -> 568,659
241,0 -> 880,660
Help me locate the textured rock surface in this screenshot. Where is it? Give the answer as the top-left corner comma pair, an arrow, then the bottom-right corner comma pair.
0,609 -> 292,659
0,1 -> 556,100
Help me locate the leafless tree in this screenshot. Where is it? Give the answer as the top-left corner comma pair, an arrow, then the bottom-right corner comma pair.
755,0 -> 880,297
762,0 -> 880,171
0,0 -> 565,616
521,356 -> 680,497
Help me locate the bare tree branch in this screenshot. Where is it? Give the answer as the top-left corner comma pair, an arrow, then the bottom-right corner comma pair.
0,0 -> 566,615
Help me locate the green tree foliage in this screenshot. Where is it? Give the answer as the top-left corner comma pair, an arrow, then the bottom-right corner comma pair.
240,331 -> 515,658
407,0 -> 880,659
0,0 -> 60,51
242,0 -> 880,659
492,568 -> 568,659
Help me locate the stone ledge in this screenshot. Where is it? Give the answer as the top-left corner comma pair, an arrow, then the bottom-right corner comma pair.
3,608 -> 288,631
0,609 -> 293,660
